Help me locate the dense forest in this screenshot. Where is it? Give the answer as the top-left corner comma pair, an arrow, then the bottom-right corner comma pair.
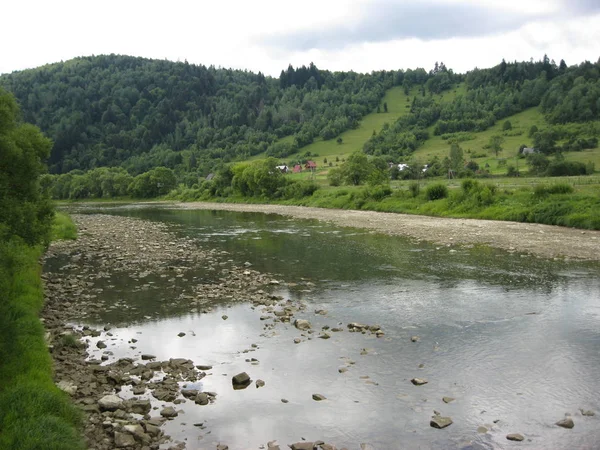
0,55 -> 407,175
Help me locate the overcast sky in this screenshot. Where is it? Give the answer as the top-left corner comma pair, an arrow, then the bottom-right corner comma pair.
2,0 -> 599,77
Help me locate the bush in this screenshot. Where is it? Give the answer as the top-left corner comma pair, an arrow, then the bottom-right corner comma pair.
535,183 -> 575,196
409,182 -> 420,197
506,165 -> 520,177
461,179 -> 479,194
367,185 -> 392,201
425,183 -> 448,201
327,168 -> 343,186
280,181 -> 319,199
546,161 -> 588,177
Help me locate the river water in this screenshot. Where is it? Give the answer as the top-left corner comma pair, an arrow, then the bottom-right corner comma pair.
57,206 -> 600,449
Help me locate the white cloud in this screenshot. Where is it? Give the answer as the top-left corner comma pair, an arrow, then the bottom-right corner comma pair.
1,0 -> 598,76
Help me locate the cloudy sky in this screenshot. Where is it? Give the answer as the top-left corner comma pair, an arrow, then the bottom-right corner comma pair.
2,0 -> 599,76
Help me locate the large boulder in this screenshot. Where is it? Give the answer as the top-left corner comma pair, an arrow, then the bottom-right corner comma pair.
114,431 -> 136,448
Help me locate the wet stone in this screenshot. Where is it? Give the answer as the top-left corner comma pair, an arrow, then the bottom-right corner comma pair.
312,394 -> 326,401
430,416 -> 453,429
556,418 -> 574,429
160,406 -> 178,418
411,378 -> 428,386
506,433 -> 524,442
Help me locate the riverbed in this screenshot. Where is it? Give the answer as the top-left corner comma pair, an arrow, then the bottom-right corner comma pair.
44,204 -> 600,450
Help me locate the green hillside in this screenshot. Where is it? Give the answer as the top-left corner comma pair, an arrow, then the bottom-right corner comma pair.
280,86 -> 412,164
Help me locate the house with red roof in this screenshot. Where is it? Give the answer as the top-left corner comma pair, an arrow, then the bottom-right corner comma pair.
304,160 -> 317,171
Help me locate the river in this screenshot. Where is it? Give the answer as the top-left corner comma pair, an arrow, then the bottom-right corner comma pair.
47,205 -> 600,449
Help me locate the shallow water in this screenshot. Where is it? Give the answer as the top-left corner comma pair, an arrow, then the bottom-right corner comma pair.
57,206 -> 600,449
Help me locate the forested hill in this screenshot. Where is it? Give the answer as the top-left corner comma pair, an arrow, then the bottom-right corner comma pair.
0,54 -> 421,174
1,54 -> 598,182
363,57 -> 600,160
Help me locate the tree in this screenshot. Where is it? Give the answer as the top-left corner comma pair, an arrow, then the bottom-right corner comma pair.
449,143 -> 464,173
383,102 -> 388,113
336,137 -> 343,145
0,88 -> 53,246
503,120 -> 512,131
528,125 -> 538,138
489,135 -> 504,157
340,152 -> 371,185
526,153 -> 550,174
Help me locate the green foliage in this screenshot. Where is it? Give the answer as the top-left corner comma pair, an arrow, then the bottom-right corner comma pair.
51,213 -> 77,241
0,241 -> 84,450
506,165 -> 520,177
128,167 -> 177,198
503,120 -> 512,131
231,158 -> 286,198
546,160 -> 589,177
526,153 -> 550,175
279,180 -> 319,199
529,125 -> 539,138
0,55 -> 390,175
340,152 -> 372,186
425,183 -> 449,200
409,182 -> 420,197
0,89 -> 53,246
488,135 -> 505,157
449,143 -> 464,172
327,167 -> 343,186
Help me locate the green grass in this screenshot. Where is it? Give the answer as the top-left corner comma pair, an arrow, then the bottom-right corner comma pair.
278,179 -> 600,230
0,233 -> 83,449
51,212 -> 77,241
415,107 -> 547,168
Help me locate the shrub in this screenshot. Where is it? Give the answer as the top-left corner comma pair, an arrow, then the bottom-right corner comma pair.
327,168 -> 343,186
461,179 -> 479,194
409,182 -> 420,197
367,185 -> 392,201
546,161 -> 588,177
546,183 -> 574,194
425,183 -> 448,201
506,165 -> 520,177
280,181 -> 319,199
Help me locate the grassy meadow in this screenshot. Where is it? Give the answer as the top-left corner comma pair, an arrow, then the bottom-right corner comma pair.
0,213 -> 83,450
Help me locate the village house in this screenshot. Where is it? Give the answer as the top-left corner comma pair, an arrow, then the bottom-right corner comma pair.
304,160 -> 317,171
521,147 -> 538,155
276,165 -> 289,173
293,164 -> 302,173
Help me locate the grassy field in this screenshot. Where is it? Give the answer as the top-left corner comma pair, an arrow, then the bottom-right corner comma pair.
414,107 -> 547,171
0,213 -> 83,450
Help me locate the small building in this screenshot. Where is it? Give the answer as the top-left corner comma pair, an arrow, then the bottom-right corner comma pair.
305,160 -> 317,171
205,173 -> 214,181
398,163 -> 409,171
293,164 -> 302,173
521,147 -> 538,155
276,165 -> 289,173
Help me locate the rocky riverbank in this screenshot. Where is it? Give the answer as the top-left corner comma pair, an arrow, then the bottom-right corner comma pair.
176,202 -> 600,261
42,214 -> 363,450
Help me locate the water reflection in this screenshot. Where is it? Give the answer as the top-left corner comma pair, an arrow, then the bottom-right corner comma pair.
58,205 -> 600,449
